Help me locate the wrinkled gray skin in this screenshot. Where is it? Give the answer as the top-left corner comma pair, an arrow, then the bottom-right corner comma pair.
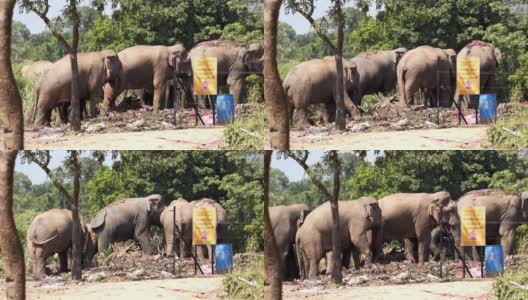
188,41 -> 264,107
21,60 -> 52,82
190,198 -> 228,260
269,203 -> 311,280
90,194 -> 165,255
283,57 -> 359,128
457,189 -> 528,259
379,192 -> 459,263
296,197 -> 383,279
397,46 -> 457,107
34,50 -> 122,126
102,44 -> 190,113
27,209 -> 95,278
160,198 -> 194,258
457,42 -> 502,108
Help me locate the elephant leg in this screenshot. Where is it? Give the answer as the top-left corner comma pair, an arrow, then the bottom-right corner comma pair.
418,232 -> 432,263
323,102 -> 336,124
325,251 -> 332,275
500,228 -> 515,256
294,108 -> 310,129
342,248 -> 351,270
34,247 -> 46,278
102,83 -> 117,114
89,98 -> 98,118
229,79 -> 243,105
152,79 -> 168,113
59,250 -> 69,273
351,246 -> 361,270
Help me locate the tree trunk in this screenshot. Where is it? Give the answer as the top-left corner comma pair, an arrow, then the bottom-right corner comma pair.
0,151 -> 25,300
69,0 -> 81,131
329,150 -> 342,284
264,0 -> 289,149
264,150 -> 282,300
70,151 -> 82,280
0,0 -> 24,149
334,1 -> 346,131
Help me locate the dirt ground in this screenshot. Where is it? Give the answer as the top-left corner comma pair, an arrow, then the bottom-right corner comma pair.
0,276 -> 224,300
283,279 -> 494,300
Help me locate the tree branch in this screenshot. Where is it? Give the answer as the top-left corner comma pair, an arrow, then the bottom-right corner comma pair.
29,153 -> 74,203
287,151 -> 333,200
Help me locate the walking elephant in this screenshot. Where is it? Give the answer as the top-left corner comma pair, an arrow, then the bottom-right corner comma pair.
283,58 -> 359,127
397,46 -> 456,107
160,198 -> 194,258
21,60 -> 52,82
190,198 -> 228,260
379,192 -> 459,263
457,189 -> 527,259
102,44 -> 190,114
33,50 -> 122,126
296,197 -> 383,279
26,209 -> 96,278
89,194 -> 165,255
457,41 -> 502,108
269,203 -> 311,280
188,40 -> 264,106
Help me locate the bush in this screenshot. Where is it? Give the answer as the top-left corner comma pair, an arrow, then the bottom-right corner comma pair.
223,103 -> 265,150
515,224 -> 528,255
221,253 -> 264,300
493,270 -> 528,300
12,63 -> 38,122
487,105 -> 528,149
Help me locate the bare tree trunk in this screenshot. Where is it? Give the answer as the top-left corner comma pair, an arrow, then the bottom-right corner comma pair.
264,0 -> 289,149
334,1 -> 346,131
329,150 -> 342,283
70,151 -> 82,280
0,0 -> 24,149
0,151 -> 25,300
264,150 -> 282,300
69,0 -> 81,131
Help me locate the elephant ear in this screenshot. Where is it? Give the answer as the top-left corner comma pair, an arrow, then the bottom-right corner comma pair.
393,48 -> 407,65
90,209 -> 107,230
494,47 -> 502,66
429,199 -> 441,224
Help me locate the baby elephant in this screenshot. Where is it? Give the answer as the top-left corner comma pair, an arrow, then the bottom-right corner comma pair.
27,208 -> 95,278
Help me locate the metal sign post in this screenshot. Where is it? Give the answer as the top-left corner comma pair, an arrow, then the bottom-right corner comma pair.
171,206 -> 204,276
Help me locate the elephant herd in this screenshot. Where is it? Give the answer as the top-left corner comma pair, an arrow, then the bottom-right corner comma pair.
271,189 -> 527,280
26,195 -> 228,278
283,40 -> 502,128
22,40 -> 264,126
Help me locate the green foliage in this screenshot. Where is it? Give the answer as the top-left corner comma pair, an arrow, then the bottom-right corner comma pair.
14,210 -> 40,251
221,254 -> 264,300
223,104 -> 265,150
493,268 -> 528,300
12,63 -> 37,120
515,225 -> 528,255
487,105 -> 528,149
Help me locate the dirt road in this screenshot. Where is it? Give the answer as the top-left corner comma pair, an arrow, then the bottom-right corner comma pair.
23,127 -> 225,150
10,276 -> 224,300
283,279 -> 494,300
289,126 -> 488,150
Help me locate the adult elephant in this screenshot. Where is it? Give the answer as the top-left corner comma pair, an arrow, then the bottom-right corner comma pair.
283,57 -> 359,127
457,189 -> 527,259
102,44 -> 190,114
269,203 -> 311,280
89,194 -> 165,255
296,197 -> 383,279
397,46 -> 456,107
351,48 -> 408,105
188,40 -> 264,106
33,50 -> 122,126
190,198 -> 228,259
26,209 -> 96,278
457,41 -> 502,108
379,192 -> 459,263
21,60 -> 52,82
160,198 -> 193,258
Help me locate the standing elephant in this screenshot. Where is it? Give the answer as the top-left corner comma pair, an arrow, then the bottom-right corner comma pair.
296,197 -> 383,279
379,192 -> 459,263
102,44 -> 190,114
21,60 -> 52,82
269,203 -> 311,280
190,198 -> 228,260
397,46 -> 456,107
351,48 -> 408,105
457,41 -> 502,108
457,189 -> 527,259
89,194 -> 165,255
33,50 -> 122,126
26,209 -> 95,278
188,40 -> 264,106
160,198 -> 193,258
283,58 -> 359,127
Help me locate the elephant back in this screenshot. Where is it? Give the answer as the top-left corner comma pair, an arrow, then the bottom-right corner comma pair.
28,208 -> 72,245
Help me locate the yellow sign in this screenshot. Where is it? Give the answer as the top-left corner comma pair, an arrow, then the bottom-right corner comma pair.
192,207 -> 217,245
457,57 -> 480,95
192,57 -> 217,95
461,206 -> 486,246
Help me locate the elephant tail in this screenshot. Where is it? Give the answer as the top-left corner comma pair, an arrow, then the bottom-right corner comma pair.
31,83 -> 40,123
294,231 -> 305,280
30,233 -> 58,246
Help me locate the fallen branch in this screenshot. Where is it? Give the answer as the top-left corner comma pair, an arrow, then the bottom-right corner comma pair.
510,281 -> 528,291
238,277 -> 257,286
502,127 -> 522,137
240,128 -> 259,137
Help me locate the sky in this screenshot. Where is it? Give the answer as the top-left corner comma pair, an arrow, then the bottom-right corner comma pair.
271,150 -> 379,182
15,151 -> 114,184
